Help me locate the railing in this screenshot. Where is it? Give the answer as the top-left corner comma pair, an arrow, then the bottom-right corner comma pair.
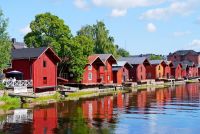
0,79 -> 33,88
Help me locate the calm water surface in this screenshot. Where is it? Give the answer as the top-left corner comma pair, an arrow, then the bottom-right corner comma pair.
0,83 -> 200,134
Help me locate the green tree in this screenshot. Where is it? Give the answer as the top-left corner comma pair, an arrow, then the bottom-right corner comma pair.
117,48 -> 129,57
149,54 -> 163,60
77,21 -> 122,57
0,9 -> 12,73
24,12 -> 87,82
73,35 -> 94,57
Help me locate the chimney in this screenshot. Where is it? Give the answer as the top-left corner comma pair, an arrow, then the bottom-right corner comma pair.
11,38 -> 16,43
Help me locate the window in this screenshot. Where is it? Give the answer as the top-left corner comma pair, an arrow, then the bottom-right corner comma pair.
43,77 -> 47,84
88,73 -> 92,80
108,75 -> 110,81
88,65 -> 92,70
141,75 -> 143,80
141,66 -> 143,72
43,60 -> 47,68
104,66 -> 107,71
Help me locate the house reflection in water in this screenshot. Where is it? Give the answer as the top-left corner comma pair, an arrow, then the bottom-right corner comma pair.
33,104 -> 57,134
82,96 -> 114,124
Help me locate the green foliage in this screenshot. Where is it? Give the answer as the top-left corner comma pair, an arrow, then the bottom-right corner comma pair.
149,54 -> 163,60
24,12 -> 88,82
0,9 -> 12,72
0,83 -> 5,90
77,21 -> 128,58
117,48 -> 129,58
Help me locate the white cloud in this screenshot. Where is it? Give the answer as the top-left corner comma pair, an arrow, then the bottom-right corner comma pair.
91,0 -> 166,17
147,23 -> 157,32
140,0 -> 200,20
20,25 -> 31,35
111,9 -> 127,17
74,0 -> 89,10
173,31 -> 191,37
187,40 -> 200,50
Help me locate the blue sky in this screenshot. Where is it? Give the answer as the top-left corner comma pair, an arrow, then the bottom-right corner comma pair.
1,0 -> 200,55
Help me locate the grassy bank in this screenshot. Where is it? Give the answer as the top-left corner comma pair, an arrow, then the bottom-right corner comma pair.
0,95 -> 20,110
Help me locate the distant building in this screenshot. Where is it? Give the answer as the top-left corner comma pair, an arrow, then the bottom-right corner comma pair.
168,50 -> 200,66
11,38 -> 27,49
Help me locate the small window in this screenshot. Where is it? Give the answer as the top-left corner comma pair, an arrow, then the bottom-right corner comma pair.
88,73 -> 92,80
141,75 -> 143,80
88,65 -> 92,70
108,75 -> 110,81
104,66 -> 107,71
141,66 -> 143,72
43,60 -> 47,68
43,77 -> 47,84
101,76 -> 104,81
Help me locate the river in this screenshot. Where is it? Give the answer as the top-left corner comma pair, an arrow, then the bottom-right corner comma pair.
0,83 -> 200,134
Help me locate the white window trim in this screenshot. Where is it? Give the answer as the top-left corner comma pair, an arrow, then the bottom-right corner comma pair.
88,73 -> 92,80
88,65 -> 92,70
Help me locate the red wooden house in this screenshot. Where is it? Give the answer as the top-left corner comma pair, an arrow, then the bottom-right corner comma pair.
112,61 -> 132,85
163,61 -> 173,79
93,54 -> 117,84
5,47 -> 61,92
82,55 -> 104,84
119,57 -> 151,82
171,62 -> 182,79
146,60 -> 165,79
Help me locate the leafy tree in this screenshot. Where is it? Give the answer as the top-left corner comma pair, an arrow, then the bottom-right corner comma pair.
149,54 -> 163,60
73,35 -> 94,57
0,9 -> 12,73
24,12 -> 87,82
117,48 -> 129,57
77,21 -> 124,57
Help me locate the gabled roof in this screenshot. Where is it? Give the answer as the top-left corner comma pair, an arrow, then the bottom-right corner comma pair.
112,61 -> 133,67
174,60 -> 196,69
119,56 -> 150,65
112,61 -> 132,71
87,55 -> 104,65
94,54 -> 117,64
149,60 -> 164,65
172,62 -> 182,68
12,47 -> 61,62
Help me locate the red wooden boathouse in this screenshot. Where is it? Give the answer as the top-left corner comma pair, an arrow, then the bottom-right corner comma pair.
146,60 -> 165,79
171,62 -> 182,79
112,61 -> 132,85
119,57 -> 151,82
6,47 -> 61,92
82,55 -> 104,84
163,61 -> 173,79
93,54 -> 117,84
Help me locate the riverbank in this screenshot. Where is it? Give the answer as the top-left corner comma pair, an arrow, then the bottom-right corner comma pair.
0,80 -> 199,109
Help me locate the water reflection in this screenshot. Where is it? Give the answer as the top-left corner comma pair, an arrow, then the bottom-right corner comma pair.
0,83 -> 200,134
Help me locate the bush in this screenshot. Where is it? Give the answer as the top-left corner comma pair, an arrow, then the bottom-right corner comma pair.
0,83 -> 5,90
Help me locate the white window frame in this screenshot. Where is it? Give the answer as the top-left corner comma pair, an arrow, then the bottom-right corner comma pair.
88,65 -> 92,70
108,75 -> 110,81
88,73 -> 92,80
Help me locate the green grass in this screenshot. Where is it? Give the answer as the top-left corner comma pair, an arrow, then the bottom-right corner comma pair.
67,91 -> 97,98
0,95 -> 20,110
32,92 -> 61,103
0,95 -> 20,105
